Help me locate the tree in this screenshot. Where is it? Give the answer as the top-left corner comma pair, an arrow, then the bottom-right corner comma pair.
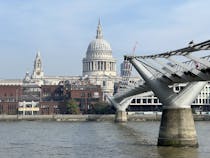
91,101 -> 115,114
66,99 -> 80,114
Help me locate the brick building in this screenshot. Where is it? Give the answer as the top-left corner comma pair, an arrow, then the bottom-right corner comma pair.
0,82 -> 102,115
0,85 -> 21,114
68,84 -> 102,113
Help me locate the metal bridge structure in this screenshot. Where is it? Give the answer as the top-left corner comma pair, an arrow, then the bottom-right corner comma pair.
108,40 -> 210,147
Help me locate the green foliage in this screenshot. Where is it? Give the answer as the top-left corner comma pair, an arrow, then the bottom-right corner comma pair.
66,99 -> 80,114
90,101 -> 115,114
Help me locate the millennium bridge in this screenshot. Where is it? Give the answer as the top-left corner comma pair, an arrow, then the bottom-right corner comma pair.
108,40 -> 210,147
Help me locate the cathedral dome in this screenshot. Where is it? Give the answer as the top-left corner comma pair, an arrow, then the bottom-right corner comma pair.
82,20 -> 116,77
86,20 -> 112,59
87,39 -> 111,52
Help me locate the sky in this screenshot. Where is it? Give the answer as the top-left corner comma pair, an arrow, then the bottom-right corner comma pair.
0,0 -> 210,79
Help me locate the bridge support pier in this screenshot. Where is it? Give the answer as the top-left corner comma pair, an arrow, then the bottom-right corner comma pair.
158,108 -> 198,147
106,95 -> 131,123
115,110 -> 127,123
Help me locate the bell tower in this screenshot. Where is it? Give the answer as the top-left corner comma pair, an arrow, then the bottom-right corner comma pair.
32,51 -> 44,79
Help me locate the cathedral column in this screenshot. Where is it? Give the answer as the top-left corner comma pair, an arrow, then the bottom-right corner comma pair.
95,61 -> 97,71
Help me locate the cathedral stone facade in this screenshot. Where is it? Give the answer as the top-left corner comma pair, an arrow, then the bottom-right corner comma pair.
82,20 -> 118,100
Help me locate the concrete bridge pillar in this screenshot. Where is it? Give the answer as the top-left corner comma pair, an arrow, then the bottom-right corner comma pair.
115,110 -> 127,123
106,95 -> 133,123
158,108 -> 198,147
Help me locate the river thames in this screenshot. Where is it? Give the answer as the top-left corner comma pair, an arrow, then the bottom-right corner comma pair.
0,121 -> 209,158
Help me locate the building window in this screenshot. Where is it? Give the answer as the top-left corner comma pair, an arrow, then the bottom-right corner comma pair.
88,93 -> 91,97
81,93 -> 85,97
93,92 -> 99,98
175,86 -> 179,91
131,99 -> 135,103
154,99 -> 158,103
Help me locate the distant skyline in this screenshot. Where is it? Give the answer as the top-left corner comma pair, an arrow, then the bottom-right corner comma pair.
0,0 -> 210,78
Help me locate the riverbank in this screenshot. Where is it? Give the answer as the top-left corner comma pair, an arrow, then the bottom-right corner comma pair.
0,114 -> 209,121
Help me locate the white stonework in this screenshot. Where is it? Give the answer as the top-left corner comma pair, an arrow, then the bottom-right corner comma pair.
32,51 -> 44,79
0,79 -> 23,85
82,20 -> 118,99
18,101 -> 39,115
83,20 -> 116,76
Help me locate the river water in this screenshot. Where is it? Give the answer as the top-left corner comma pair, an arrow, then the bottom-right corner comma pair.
0,121 -> 209,158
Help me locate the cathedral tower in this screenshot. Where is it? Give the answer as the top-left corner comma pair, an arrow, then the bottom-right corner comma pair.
32,51 -> 44,79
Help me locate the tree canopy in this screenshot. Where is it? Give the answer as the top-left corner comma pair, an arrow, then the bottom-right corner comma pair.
90,101 -> 115,114
66,99 -> 80,114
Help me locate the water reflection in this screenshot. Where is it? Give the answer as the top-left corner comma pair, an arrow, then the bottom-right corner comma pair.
157,147 -> 198,158
116,122 -> 157,146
